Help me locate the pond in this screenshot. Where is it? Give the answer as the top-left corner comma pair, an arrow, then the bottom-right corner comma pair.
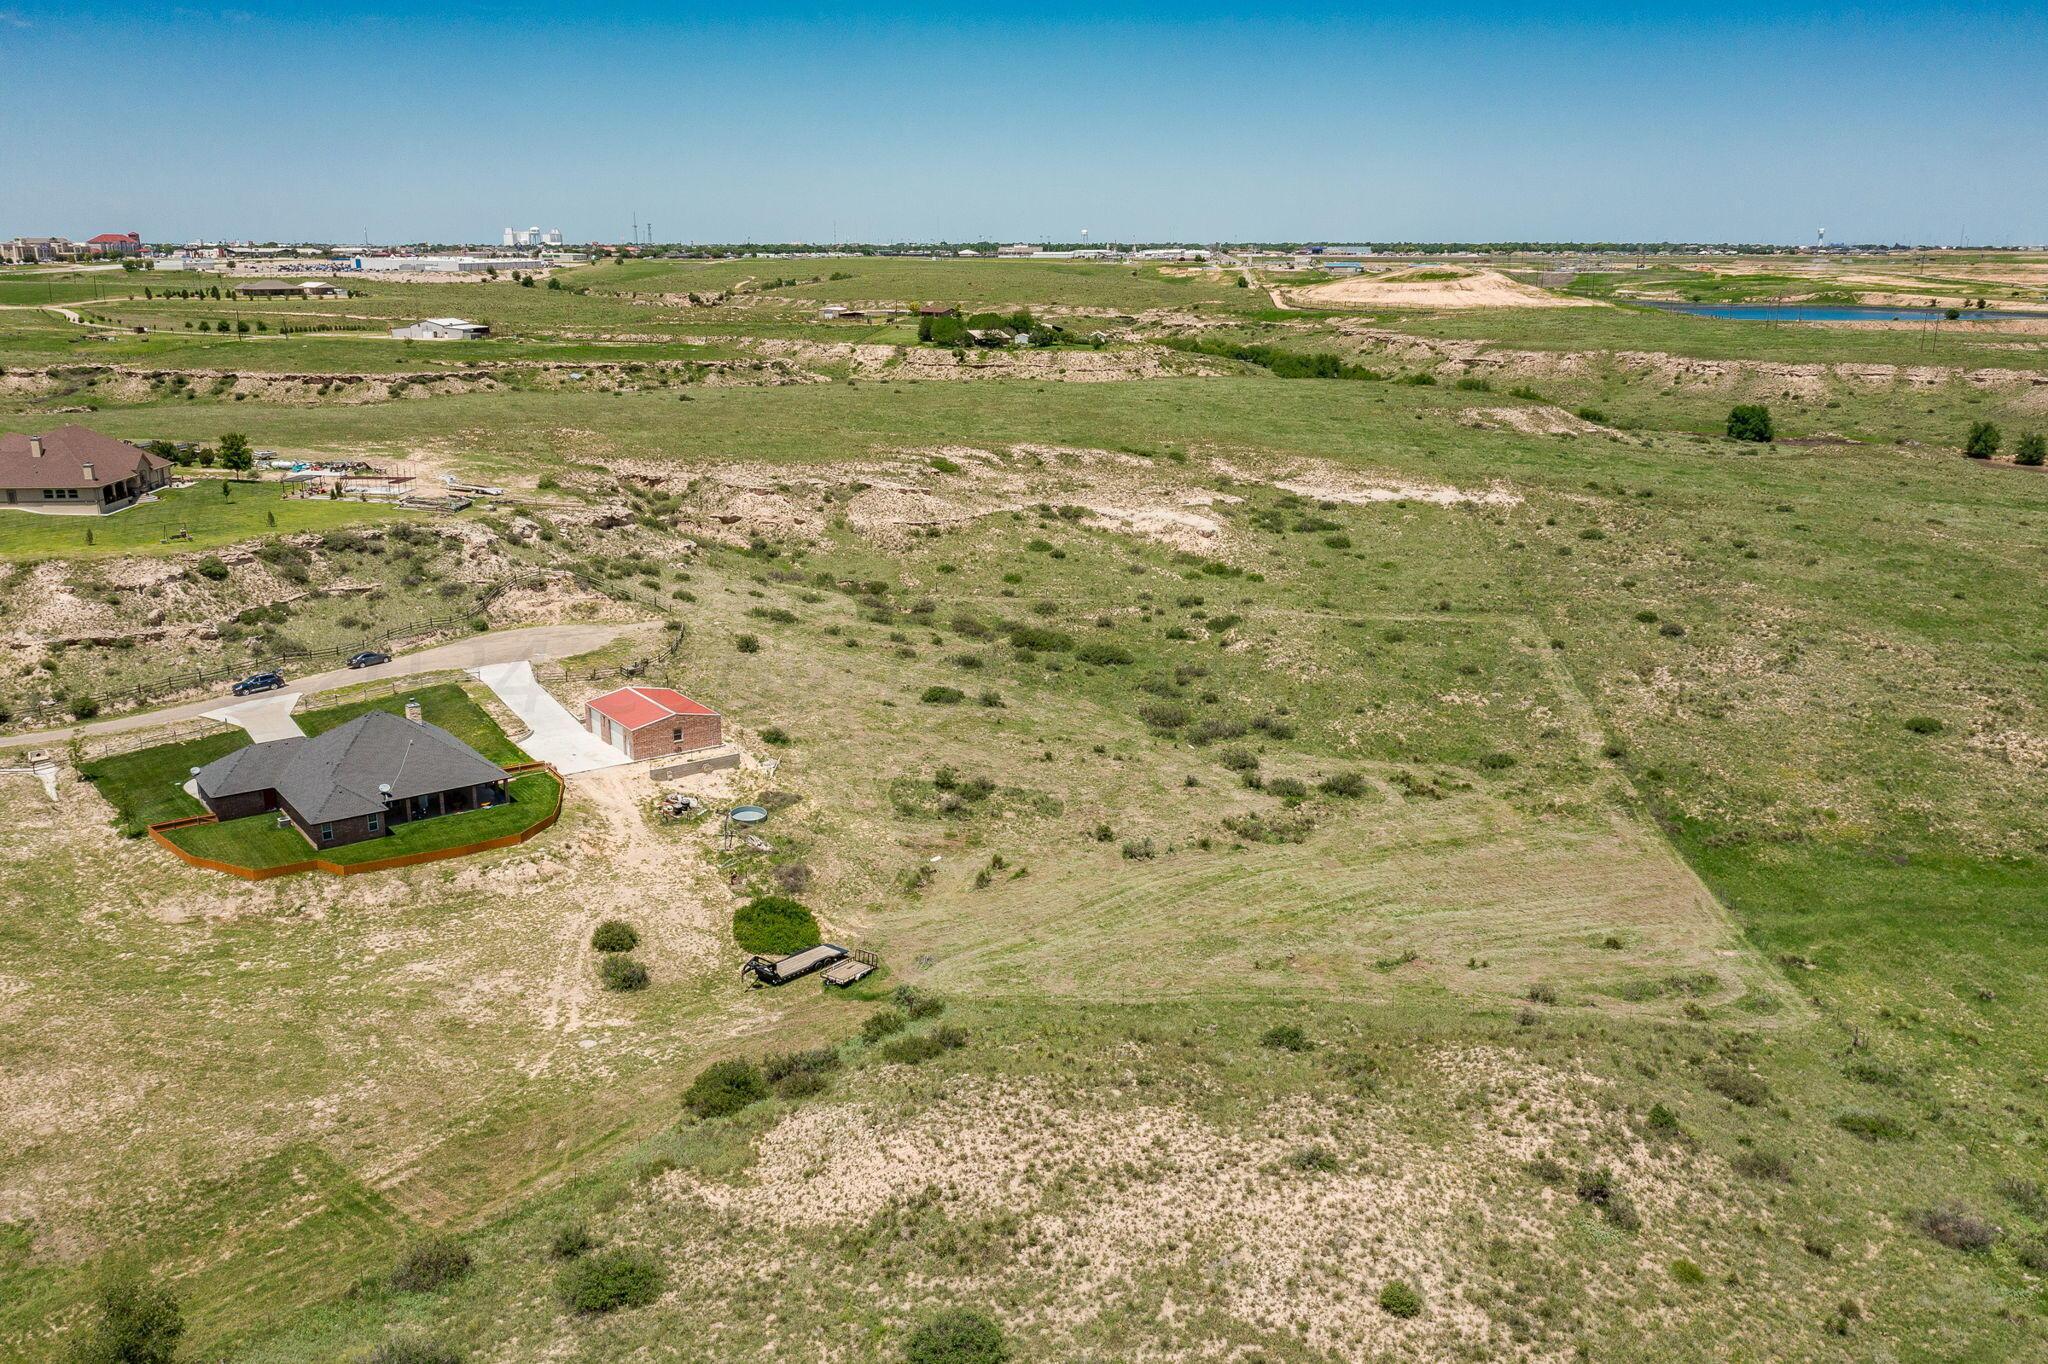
1640,302 -> 2041,323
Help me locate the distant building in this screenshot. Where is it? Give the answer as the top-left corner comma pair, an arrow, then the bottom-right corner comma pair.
583,686 -> 723,761
0,426 -> 172,515
1,237 -> 74,264
391,318 -> 490,340
351,256 -> 545,274
85,232 -> 142,257
236,280 -> 347,298
997,243 -> 1041,257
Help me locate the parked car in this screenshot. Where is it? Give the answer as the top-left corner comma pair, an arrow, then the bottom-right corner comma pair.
231,670 -> 285,697
347,650 -> 391,669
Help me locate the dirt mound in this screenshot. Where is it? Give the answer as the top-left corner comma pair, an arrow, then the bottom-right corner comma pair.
1290,269 -> 1598,311
1456,405 -> 1610,437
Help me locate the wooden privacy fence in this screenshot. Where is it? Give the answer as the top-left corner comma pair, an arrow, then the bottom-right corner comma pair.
147,763 -> 563,881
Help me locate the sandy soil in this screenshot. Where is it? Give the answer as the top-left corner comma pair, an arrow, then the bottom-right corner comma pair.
1289,268 -> 1599,311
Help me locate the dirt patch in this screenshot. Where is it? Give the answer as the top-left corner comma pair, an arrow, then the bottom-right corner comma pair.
1261,466 -> 1523,509
1290,269 -> 1599,311
652,1048 -> 1767,1360
1455,405 -> 1611,437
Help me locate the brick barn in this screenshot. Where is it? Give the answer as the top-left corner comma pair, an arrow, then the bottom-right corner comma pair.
584,686 -> 722,761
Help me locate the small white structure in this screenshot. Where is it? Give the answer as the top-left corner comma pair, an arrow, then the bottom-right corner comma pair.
391,318 -> 489,340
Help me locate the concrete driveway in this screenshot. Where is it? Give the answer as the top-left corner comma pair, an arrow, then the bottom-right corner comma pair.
0,622 -> 656,752
200,692 -> 305,742
469,661 -> 630,775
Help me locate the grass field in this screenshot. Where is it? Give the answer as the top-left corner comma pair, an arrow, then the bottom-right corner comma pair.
0,480 -> 421,561
5,252 -> 2047,1363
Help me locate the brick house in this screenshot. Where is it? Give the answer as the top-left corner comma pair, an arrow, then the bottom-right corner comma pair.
584,686 -> 723,761
86,232 -> 142,257
0,426 -> 171,514
193,709 -> 512,848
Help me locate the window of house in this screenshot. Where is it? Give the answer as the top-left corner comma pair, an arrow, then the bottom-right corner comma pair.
367,815 -> 381,833
320,823 -> 335,842
672,727 -> 683,742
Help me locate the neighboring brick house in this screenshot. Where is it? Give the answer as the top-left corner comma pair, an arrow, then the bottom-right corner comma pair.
85,232 -> 142,257
0,426 -> 171,514
193,709 -> 512,848
584,686 -> 723,761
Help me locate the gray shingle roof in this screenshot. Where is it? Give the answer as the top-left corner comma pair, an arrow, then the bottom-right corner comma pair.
195,710 -> 507,823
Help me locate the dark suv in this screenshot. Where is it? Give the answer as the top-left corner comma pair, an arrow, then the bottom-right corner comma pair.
230,670 -> 285,697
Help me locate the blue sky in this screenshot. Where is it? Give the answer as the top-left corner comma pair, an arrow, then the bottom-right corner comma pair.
2,3 -> 2043,245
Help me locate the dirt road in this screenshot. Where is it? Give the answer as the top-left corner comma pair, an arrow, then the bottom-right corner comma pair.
0,621 -> 657,752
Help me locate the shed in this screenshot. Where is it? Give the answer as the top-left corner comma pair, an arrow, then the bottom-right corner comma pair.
584,685 -> 723,761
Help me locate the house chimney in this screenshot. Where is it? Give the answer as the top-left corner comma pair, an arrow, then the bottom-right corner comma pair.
404,698 -> 423,725
80,461 -> 94,482
28,436 -> 43,459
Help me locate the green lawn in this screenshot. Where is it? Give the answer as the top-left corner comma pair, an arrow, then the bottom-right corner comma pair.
296,682 -> 531,764
164,771 -> 560,870
77,729 -> 251,835
0,480 -> 420,561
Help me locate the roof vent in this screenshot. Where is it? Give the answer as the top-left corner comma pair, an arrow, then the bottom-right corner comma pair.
28,436 -> 43,459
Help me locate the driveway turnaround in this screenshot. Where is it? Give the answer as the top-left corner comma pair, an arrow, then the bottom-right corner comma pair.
200,692 -> 306,743
0,622 -> 657,752
468,661 -> 629,775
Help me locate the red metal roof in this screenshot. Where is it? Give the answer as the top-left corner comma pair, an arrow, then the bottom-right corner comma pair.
88,232 -> 139,244
587,685 -> 718,730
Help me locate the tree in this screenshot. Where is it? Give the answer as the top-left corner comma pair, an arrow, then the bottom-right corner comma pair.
1726,404 -> 1774,443
216,432 -> 254,472
546,276 -> 562,290
67,1270 -> 184,1364
1963,421 -> 2002,459
2016,433 -> 2046,467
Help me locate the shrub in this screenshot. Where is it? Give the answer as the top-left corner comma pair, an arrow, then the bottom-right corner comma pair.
2016,432 -> 2047,466
194,555 -> 230,581
879,1034 -> 948,1064
1726,403 -> 1774,442
1261,1024 -> 1310,1052
733,895 -> 821,954
920,685 -> 965,705
1668,1259 -> 1707,1286
862,1010 -> 907,1042
901,1308 -> 1011,1364
1075,641 -> 1133,666
1903,715 -> 1943,735
1476,751 -> 1517,771
682,1059 -> 767,1119
1378,1280 -> 1423,1318
590,920 -> 639,953
1217,747 -> 1259,772
1645,1103 -> 1682,1136
1731,1148 -> 1794,1183
389,1237 -> 473,1293
759,725 -> 790,745
1120,837 -> 1156,860
1835,1109 -> 1909,1142
368,1338 -> 463,1364
69,1272 -> 183,1364
598,956 -> 648,991
555,1248 -> 665,1314
1963,420 -> 2002,459
2015,1236 -> 2048,1272
1286,1145 -> 1340,1173
1704,1067 -> 1770,1108
1318,771 -> 1368,798
1138,702 -> 1189,730
549,1221 -> 596,1260
892,985 -> 945,1019
765,1047 -> 841,1084
1918,1204 -> 1998,1252
734,633 -> 761,653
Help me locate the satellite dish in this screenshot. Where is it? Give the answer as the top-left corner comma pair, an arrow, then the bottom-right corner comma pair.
729,805 -> 768,825
378,783 -> 392,797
